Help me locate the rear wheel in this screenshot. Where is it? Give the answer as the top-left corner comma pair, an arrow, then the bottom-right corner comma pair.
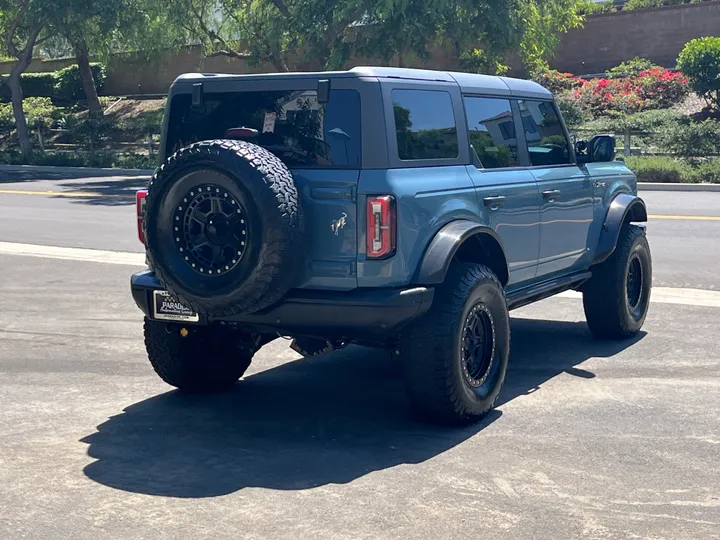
399,263 -> 510,425
144,319 -> 258,392
583,223 -> 652,339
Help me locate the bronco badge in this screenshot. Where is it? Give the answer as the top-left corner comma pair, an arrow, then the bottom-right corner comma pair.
330,212 -> 348,236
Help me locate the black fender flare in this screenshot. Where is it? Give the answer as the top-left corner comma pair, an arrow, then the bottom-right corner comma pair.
593,193 -> 648,265
412,219 -> 510,285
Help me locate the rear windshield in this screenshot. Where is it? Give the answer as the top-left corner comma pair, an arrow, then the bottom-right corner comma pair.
165,89 -> 361,168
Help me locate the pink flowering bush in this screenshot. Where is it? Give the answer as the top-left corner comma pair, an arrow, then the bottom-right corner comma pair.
634,67 -> 689,108
540,67 -> 689,117
532,70 -> 584,95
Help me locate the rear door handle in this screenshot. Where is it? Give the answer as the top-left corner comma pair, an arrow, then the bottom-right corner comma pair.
543,189 -> 561,200
483,195 -> 506,208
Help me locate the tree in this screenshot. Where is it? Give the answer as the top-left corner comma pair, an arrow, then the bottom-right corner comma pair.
168,0 -> 584,75
677,36 -> 720,111
517,0 -> 585,75
48,0 -> 163,117
353,0 -> 584,75
0,0 -> 48,159
151,0 -> 359,72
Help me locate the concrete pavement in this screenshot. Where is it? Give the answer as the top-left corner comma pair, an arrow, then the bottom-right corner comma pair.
1,255 -> 718,539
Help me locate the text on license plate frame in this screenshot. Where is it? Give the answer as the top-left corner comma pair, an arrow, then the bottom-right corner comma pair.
152,290 -> 200,322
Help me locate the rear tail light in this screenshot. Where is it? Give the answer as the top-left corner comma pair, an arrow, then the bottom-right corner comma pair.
366,195 -> 396,259
136,189 -> 148,244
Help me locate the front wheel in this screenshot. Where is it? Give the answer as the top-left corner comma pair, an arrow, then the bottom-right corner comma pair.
144,319 -> 258,391
583,223 -> 652,339
398,263 -> 510,425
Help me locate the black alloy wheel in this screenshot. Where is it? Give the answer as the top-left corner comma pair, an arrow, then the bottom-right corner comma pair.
461,303 -> 496,388
173,184 -> 250,276
626,253 -> 644,319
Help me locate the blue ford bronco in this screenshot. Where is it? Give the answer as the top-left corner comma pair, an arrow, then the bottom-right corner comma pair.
131,67 -> 651,425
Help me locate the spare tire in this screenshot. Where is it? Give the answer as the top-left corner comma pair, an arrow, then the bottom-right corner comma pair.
144,139 -> 304,317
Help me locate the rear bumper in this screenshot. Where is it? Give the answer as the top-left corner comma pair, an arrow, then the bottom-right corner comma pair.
131,270 -> 434,341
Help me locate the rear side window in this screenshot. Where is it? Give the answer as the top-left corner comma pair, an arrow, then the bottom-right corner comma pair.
463,96 -> 520,169
165,89 -> 361,168
392,89 -> 458,160
518,100 -> 572,166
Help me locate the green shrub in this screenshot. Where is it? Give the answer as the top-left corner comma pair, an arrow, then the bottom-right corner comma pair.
84,150 -> 115,168
0,97 -> 66,130
659,119 -> 720,158
0,149 -> 156,169
624,156 -> 695,183
579,0 -> 615,15
115,108 -> 165,136
574,109 -> 687,152
0,63 -> 106,102
54,64 -> 106,100
677,36 -> 720,110
0,72 -> 55,101
556,94 -> 589,127
694,159 -> 720,184
114,153 -> 157,169
624,0 -> 684,9
0,149 -> 25,165
23,97 -> 62,128
30,151 -> 88,167
56,116 -> 112,147
19,72 -> 56,98
532,70 -> 584,95
0,101 -> 14,129
606,57 -> 660,79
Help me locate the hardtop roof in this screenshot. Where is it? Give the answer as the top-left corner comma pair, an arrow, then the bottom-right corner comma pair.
173,66 -> 553,100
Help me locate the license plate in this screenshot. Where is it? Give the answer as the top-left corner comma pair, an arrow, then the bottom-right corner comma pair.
152,290 -> 199,322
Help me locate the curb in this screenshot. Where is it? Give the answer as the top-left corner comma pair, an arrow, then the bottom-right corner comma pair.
0,164 -> 154,177
638,182 -> 720,192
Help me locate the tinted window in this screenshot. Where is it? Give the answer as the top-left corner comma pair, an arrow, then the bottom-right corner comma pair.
518,100 -> 572,166
392,89 -> 458,160
166,89 -> 361,168
463,97 -> 520,169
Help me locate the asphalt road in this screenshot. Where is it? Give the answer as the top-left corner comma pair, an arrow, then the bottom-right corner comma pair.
1,170 -> 719,288
1,170 -> 719,539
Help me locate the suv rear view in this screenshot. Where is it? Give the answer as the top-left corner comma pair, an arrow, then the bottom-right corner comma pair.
132,67 -> 651,426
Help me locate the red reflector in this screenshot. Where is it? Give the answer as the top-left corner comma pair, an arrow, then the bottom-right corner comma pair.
366,195 -> 396,259
136,189 -> 148,244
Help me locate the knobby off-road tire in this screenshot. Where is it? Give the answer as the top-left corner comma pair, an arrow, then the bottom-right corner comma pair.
144,319 -> 257,391
583,223 -> 652,339
399,263 -> 510,425
144,140 -> 303,317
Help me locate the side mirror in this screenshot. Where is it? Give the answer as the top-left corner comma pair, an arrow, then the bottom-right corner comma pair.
588,134 -> 615,162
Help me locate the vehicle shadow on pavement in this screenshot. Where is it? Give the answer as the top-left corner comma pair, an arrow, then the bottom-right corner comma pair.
80,318 -> 645,498
0,169 -> 103,182
57,177 -> 149,206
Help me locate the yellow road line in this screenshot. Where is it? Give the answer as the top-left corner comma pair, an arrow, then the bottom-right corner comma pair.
0,189 -> 130,198
648,214 -> 720,221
